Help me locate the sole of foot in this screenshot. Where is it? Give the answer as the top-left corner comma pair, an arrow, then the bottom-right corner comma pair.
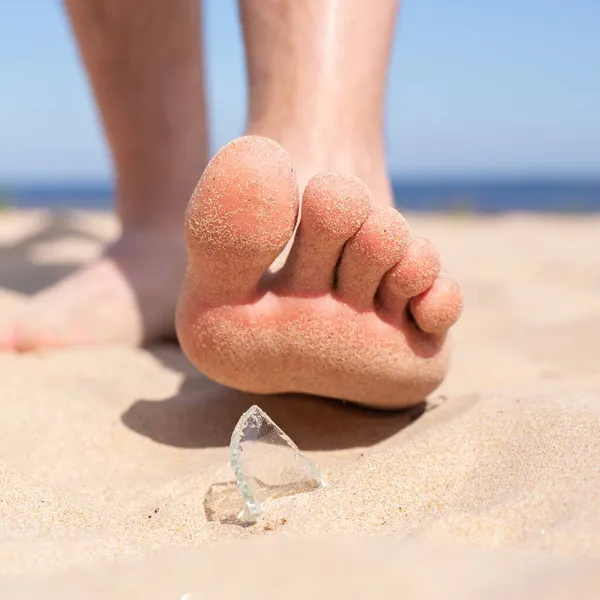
176,136 -> 462,409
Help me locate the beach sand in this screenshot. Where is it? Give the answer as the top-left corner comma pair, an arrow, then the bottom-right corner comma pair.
1,209 -> 599,598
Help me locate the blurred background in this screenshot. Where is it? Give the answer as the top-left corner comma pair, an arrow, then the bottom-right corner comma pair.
1,0 -> 598,212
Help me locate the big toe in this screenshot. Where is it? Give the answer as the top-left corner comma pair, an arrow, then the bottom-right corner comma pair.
180,135 -> 299,307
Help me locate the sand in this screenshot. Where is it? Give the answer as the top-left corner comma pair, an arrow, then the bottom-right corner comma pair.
0,208 -> 599,598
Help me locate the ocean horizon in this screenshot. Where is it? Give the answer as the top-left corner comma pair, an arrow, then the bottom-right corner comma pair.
2,178 -> 600,213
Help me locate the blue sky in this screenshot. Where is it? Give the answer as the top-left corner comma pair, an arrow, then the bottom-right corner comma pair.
0,0 -> 598,182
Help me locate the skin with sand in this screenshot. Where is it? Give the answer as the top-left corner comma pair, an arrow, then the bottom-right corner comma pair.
177,136 -> 462,408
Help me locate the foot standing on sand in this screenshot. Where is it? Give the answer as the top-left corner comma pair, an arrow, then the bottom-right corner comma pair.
3,0 -> 462,407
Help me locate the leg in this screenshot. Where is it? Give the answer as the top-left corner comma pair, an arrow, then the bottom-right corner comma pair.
176,1 -> 463,408
242,0 -> 397,203
5,0 -> 207,349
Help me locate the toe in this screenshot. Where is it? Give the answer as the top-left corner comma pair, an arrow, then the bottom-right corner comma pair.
410,275 -> 463,334
181,136 -> 299,306
276,173 -> 371,295
378,237 -> 440,308
336,205 -> 410,310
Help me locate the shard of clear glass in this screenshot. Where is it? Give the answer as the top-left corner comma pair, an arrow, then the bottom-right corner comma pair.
230,405 -> 324,521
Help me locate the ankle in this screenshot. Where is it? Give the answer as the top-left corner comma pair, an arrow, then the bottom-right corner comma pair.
246,125 -> 393,206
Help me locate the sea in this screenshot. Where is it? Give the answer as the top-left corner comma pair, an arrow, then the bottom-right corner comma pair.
2,180 -> 600,213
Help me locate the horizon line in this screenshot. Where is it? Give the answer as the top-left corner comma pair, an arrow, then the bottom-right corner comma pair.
2,174 -> 600,189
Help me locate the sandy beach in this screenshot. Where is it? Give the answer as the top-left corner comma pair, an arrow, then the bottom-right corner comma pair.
1,208 -> 599,598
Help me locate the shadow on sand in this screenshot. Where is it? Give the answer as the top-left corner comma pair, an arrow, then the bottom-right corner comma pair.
121,345 -> 426,452
0,210 -> 108,294
122,345 -> 429,525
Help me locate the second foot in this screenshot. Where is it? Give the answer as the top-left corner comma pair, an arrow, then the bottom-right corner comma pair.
1,232 -> 186,351
177,136 -> 463,409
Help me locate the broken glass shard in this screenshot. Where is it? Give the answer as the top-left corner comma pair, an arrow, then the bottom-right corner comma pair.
230,405 -> 324,521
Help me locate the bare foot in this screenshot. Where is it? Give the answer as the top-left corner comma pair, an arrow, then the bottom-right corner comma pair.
2,232 -> 185,350
177,136 -> 462,408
